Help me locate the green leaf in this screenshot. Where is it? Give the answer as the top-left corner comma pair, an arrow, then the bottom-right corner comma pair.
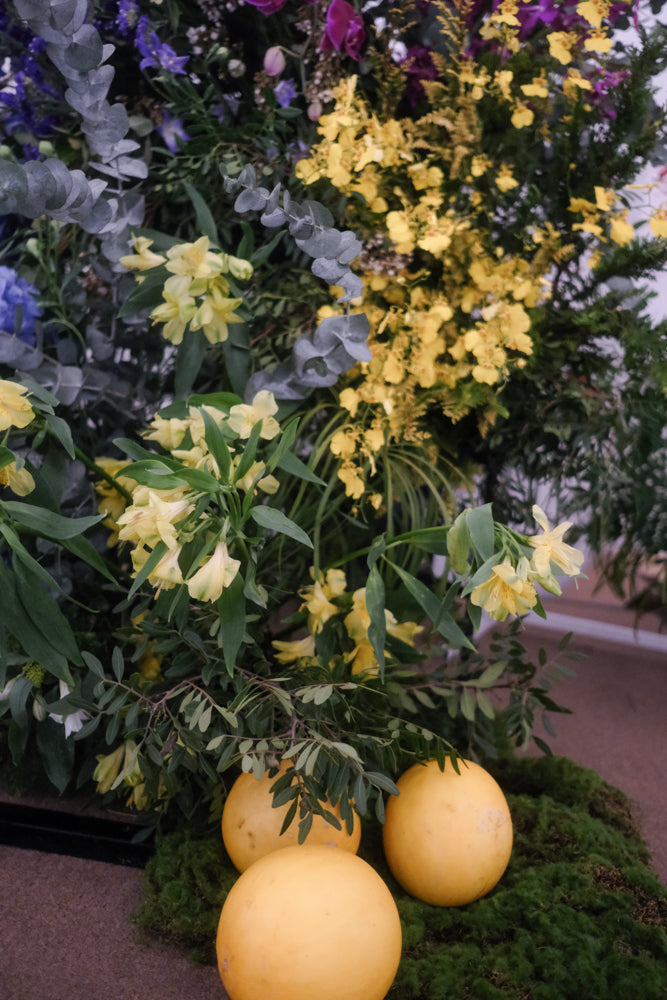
475,659 -> 508,688
183,180 -> 219,244
222,324 -> 251,397
202,407 -> 232,483
117,268 -> 166,318
464,504 -> 495,563
35,717 -> 75,793
175,328 -> 208,400
12,550 -> 83,666
274,450 -> 326,487
43,412 -> 75,458
365,564 -> 386,678
250,505 -> 313,549
112,647 -> 124,681
251,228 -> 285,268
233,421 -> 263,484
0,445 -> 14,470
1,501 -> 104,540
0,561 -> 72,683
387,560 -> 476,651
217,572 -> 246,675
60,534 -> 117,583
460,687 -> 476,721
127,541 -> 168,600
447,514 -> 471,573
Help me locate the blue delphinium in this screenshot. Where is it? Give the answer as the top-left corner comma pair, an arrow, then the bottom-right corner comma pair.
134,16 -> 189,75
0,265 -> 42,344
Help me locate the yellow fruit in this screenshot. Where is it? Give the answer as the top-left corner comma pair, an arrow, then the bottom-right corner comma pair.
221,762 -> 361,872
382,757 -> 513,906
216,844 -> 402,1000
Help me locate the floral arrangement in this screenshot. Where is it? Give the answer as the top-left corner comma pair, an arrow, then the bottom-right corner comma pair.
0,0 -> 665,835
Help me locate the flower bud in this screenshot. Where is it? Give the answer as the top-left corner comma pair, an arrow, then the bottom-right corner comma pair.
228,59 -> 246,78
229,255 -> 254,280
263,46 -> 286,76
307,100 -> 323,121
33,694 -> 47,722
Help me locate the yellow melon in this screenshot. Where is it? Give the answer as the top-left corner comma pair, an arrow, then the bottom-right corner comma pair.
221,762 -> 361,872
216,844 -> 402,1000
382,757 -> 513,906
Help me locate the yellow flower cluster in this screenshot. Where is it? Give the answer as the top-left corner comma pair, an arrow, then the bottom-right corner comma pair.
94,391 -> 280,601
272,567 -> 422,677
296,72 -> 567,498
470,505 -> 585,621
120,235 -> 252,345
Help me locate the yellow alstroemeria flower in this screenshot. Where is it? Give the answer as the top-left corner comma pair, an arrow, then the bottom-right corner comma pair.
165,236 -> 225,280
273,634 -> 316,664
228,390 -> 280,440
186,539 -> 241,603
119,235 -> 166,272
117,489 -> 193,550
0,459 -> 35,496
300,578 -> 343,634
470,557 -> 538,622
151,275 -> 197,344
0,379 -> 34,431
190,283 -> 244,345
132,544 -> 185,593
527,505 -> 585,577
93,744 -> 125,794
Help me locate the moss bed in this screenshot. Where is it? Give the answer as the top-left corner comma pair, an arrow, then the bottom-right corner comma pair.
133,755 -> 667,999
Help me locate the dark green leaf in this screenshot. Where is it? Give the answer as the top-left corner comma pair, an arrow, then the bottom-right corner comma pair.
217,572 -> 246,675
35,717 -> 75,793
250,505 -> 313,549
2,501 -> 103,540
365,564 -> 386,678
183,180 -> 219,244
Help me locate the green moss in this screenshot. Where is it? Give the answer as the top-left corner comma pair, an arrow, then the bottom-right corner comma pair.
134,756 -> 667,995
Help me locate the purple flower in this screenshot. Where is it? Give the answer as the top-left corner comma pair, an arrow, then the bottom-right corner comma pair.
273,78 -> 298,108
116,0 -> 140,36
321,0 -> 366,61
244,0 -> 289,12
0,266 -> 42,345
399,45 -> 438,106
156,111 -> 189,153
135,16 -> 189,75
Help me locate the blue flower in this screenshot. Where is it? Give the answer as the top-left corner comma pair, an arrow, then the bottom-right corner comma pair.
156,111 -> 189,153
0,266 -> 42,345
273,79 -> 298,109
135,16 -> 189,75
116,0 -> 140,36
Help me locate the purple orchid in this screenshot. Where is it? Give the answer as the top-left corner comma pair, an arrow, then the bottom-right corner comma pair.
243,0 -> 289,13
321,0 -> 366,61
